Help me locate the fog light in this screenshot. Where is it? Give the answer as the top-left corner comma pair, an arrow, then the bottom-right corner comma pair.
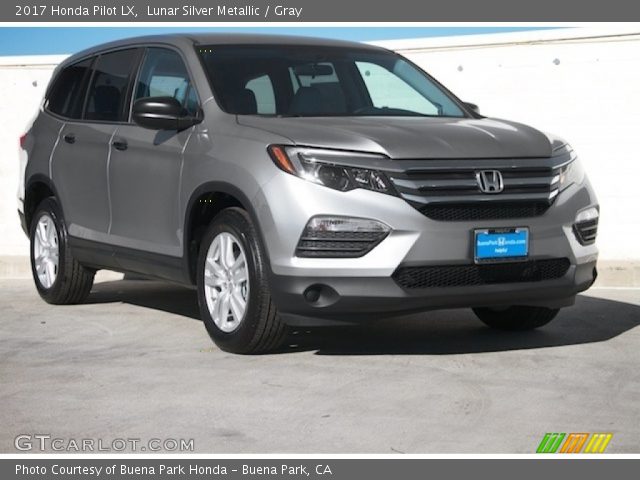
575,207 -> 598,224
296,216 -> 390,258
307,216 -> 389,233
573,207 -> 599,245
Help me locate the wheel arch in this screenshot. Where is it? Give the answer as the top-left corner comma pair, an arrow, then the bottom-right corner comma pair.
24,174 -> 62,231
183,181 -> 268,285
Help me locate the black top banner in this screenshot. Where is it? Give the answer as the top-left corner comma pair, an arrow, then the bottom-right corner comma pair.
6,0 -> 640,22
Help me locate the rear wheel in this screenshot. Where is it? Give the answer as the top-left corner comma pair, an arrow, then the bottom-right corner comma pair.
196,207 -> 286,354
472,305 -> 559,331
30,197 -> 95,304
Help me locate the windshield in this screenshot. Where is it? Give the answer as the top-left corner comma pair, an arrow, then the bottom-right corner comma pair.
198,45 -> 466,118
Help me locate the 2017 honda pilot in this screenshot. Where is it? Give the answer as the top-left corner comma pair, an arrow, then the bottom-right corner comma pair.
18,34 -> 599,353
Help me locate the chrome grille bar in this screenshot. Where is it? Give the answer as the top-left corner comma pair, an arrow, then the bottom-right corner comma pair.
387,156 -> 570,220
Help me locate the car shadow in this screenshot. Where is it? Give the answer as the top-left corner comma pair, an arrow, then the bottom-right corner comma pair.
90,279 -> 202,320
88,279 -> 640,355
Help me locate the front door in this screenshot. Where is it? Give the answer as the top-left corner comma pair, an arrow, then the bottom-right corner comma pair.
108,47 -> 200,260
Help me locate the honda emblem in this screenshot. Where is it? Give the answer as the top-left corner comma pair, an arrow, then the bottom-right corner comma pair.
476,170 -> 504,194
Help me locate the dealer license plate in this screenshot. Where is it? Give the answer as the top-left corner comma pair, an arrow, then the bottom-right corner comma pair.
474,228 -> 529,263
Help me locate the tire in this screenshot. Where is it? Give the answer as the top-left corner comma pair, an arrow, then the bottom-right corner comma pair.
473,305 -> 559,331
196,207 -> 286,354
30,197 -> 95,304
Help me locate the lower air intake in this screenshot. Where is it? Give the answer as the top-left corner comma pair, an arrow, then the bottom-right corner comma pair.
393,258 -> 571,289
419,202 -> 550,221
573,219 -> 598,245
296,229 -> 388,258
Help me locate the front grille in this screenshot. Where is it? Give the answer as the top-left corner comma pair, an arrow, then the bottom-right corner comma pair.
389,159 -> 565,221
295,229 -> 388,258
419,202 -> 550,221
393,258 -> 571,289
573,219 -> 598,245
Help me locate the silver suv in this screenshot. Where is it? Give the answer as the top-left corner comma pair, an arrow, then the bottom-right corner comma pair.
18,34 -> 599,353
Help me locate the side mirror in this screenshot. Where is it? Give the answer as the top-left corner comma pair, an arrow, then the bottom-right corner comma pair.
464,102 -> 480,115
132,96 -> 201,131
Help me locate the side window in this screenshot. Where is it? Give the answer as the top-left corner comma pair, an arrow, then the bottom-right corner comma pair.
135,48 -> 199,116
47,58 -> 92,119
356,61 -> 440,115
85,49 -> 139,122
245,75 -> 275,114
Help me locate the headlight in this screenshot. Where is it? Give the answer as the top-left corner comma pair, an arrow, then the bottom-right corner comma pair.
555,144 -> 585,190
268,145 -> 396,195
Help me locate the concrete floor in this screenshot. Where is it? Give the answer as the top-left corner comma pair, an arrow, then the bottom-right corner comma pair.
1,276 -> 639,453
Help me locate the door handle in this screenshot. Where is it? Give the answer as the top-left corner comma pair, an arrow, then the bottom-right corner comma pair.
112,139 -> 128,151
63,133 -> 75,144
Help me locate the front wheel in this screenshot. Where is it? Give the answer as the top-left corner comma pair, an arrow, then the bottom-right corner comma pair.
472,305 -> 559,331
196,207 -> 286,354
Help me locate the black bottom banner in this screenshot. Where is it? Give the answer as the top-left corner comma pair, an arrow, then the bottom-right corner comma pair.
3,459 -> 637,480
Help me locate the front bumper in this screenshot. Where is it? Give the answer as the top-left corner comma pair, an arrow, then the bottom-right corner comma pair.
254,172 -> 599,325
271,260 -> 597,325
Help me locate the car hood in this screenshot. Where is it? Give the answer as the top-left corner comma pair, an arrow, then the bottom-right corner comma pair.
238,116 -> 560,159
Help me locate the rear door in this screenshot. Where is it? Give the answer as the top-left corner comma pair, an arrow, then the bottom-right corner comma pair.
52,48 -> 141,244
108,47 -> 200,259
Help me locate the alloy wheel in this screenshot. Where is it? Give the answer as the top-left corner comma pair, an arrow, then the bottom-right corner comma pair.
33,213 -> 59,289
203,232 -> 250,332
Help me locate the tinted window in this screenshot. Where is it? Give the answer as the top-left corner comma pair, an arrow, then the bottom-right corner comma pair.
47,58 -> 92,119
289,63 -> 347,114
290,62 -> 339,90
198,45 -> 465,117
135,48 -> 199,116
245,75 -> 275,114
85,49 -> 139,122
